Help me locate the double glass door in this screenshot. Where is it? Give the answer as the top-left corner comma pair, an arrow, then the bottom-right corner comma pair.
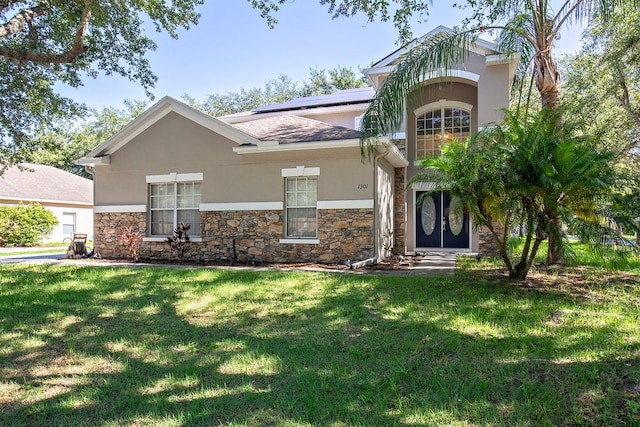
415,191 -> 469,249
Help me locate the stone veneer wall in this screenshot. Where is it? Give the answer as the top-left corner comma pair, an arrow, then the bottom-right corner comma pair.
94,209 -> 374,263
477,223 -> 502,256
94,212 -> 147,259
393,167 -> 406,254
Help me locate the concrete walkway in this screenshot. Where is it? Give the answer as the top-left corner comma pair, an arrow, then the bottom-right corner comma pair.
410,251 -> 459,275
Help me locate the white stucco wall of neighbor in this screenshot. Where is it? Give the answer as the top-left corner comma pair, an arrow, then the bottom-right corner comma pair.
45,205 -> 94,242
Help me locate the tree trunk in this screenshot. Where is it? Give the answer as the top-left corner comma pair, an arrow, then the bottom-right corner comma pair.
510,263 -> 529,280
546,214 -> 564,265
535,49 -> 562,110
535,48 -> 564,262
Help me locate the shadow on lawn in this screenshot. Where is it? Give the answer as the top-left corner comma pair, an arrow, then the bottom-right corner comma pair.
0,265 -> 638,426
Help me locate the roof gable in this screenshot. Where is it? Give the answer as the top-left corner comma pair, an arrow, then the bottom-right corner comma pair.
368,25 -> 500,71
78,96 -> 262,164
364,26 -> 519,89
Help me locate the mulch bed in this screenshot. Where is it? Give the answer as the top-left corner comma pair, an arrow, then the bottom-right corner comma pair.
87,253 -> 427,272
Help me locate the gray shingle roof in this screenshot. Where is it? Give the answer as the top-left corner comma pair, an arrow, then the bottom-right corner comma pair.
230,115 -> 360,144
0,163 -> 93,204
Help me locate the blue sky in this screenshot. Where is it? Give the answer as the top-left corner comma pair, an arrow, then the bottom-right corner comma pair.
58,1 -> 586,112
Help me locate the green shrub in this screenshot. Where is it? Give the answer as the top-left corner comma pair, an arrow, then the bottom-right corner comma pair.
0,203 -> 58,246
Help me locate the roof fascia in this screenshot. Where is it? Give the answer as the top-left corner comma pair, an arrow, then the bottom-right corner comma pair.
0,196 -> 92,206
232,139 -> 362,154
375,138 -> 410,168
486,52 -> 520,66
364,67 -> 480,85
85,96 -> 261,158
75,156 -> 110,166
232,138 -> 409,168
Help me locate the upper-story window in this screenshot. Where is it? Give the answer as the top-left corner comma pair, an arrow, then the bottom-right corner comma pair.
416,100 -> 472,158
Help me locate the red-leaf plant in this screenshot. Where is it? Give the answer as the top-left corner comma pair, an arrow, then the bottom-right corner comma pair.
117,226 -> 144,262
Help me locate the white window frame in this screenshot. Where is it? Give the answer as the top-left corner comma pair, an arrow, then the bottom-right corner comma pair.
62,212 -> 76,236
280,167 -> 320,244
415,100 -> 473,159
146,173 -> 203,239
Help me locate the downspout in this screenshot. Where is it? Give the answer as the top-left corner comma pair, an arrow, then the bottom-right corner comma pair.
351,143 -> 389,269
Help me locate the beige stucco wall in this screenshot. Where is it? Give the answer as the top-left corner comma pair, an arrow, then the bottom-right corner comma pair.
374,52 -> 511,135
375,159 -> 395,260
300,108 -> 367,130
94,112 -> 374,207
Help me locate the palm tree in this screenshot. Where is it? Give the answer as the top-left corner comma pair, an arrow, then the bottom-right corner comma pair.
413,108 -> 622,279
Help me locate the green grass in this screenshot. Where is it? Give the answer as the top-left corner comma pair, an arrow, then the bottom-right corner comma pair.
1,263 -> 639,426
508,238 -> 640,271
0,247 -> 67,257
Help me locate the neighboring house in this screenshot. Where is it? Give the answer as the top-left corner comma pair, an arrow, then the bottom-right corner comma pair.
77,26 -> 518,263
0,163 -> 93,242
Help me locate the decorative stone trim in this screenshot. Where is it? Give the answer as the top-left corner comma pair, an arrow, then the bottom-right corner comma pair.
393,167 -> 406,254
477,222 -> 502,256
94,208 -> 375,263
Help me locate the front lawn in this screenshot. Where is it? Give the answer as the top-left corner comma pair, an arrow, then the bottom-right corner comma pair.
1,264 -> 638,426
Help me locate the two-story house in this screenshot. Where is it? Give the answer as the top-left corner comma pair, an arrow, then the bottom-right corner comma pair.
77,26 -> 518,263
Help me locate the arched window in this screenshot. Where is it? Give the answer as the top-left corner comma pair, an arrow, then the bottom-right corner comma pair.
415,101 -> 472,158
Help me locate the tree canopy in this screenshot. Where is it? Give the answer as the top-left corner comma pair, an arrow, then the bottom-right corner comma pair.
0,0 -> 203,173
561,2 -> 640,162
561,2 -> 640,243
24,100 -> 147,179
184,66 -> 367,117
249,0 -> 433,41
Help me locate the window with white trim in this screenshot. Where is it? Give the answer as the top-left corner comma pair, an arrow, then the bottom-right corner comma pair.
149,181 -> 201,236
62,212 -> 75,235
416,104 -> 471,158
285,176 -> 317,238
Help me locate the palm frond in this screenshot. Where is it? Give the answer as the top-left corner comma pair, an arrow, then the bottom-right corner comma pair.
359,29 -> 478,158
